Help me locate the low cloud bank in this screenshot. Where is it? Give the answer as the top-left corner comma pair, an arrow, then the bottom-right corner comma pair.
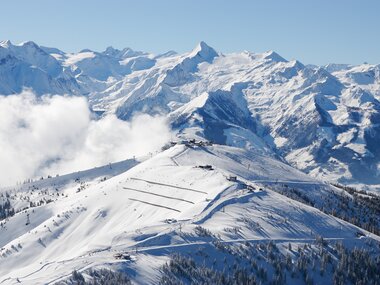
0,91 -> 172,186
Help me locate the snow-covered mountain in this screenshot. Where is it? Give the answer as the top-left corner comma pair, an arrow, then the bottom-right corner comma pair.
8,40 -> 375,189
1,40 -> 380,284
0,40 -> 82,95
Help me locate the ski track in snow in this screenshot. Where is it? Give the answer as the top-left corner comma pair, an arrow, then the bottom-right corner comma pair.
130,177 -> 207,194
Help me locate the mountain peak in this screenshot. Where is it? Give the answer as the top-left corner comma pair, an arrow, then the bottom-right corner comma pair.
103,46 -> 144,59
103,46 -> 120,55
20,41 -> 40,49
0,40 -> 13,48
290,59 -> 305,68
263,50 -> 287,62
197,41 -> 212,50
155,50 -> 178,59
79,48 -> 94,53
189,41 -> 218,62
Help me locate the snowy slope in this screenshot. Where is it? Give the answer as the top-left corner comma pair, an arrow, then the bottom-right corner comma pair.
0,144 -> 379,284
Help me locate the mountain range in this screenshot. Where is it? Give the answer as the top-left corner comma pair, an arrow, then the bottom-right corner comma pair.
1,39 -> 379,190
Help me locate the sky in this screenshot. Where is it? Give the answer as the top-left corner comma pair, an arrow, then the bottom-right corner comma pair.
0,0 -> 379,65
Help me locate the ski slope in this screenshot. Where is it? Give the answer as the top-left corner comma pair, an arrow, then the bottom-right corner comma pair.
0,144 -> 378,284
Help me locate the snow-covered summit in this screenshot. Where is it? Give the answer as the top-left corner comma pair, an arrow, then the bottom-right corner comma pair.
188,41 -> 218,62
262,50 -> 287,62
102,46 -> 147,59
0,39 -> 12,48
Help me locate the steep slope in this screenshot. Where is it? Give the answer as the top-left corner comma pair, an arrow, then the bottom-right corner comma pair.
170,84 -> 273,156
111,42 -> 218,120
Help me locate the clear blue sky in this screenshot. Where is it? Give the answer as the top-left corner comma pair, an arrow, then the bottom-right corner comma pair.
1,0 -> 379,65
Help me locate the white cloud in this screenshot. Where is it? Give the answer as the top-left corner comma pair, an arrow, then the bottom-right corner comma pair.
0,91 -> 172,186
